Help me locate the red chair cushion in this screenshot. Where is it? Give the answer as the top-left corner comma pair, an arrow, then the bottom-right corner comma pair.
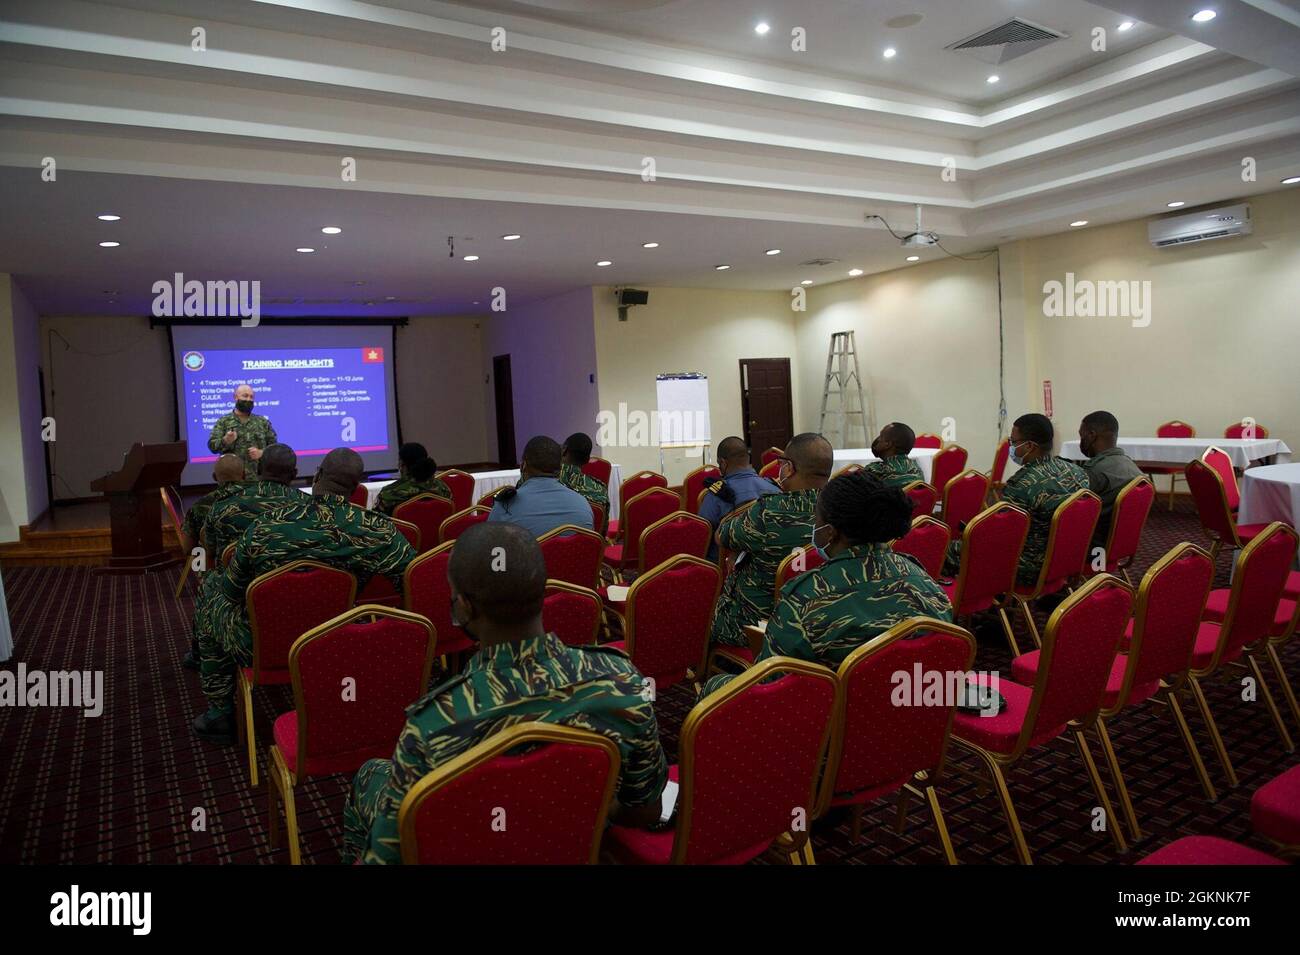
951,675 -> 1063,755
1137,835 -> 1284,865
241,665 -> 291,687
1203,589 -> 1295,636
1250,764 -> 1300,847
272,711 -> 392,777
1010,650 -> 1158,711
1189,620 -> 1243,670
603,544 -> 625,565
1285,571 -> 1300,600
1235,523 -> 1273,542
606,519 -> 619,538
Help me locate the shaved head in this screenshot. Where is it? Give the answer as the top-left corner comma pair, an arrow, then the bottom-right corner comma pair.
213,454 -> 245,484
234,383 -> 254,400
315,447 -> 364,497
786,432 -> 833,476
717,436 -> 749,465
449,522 -> 547,628
260,443 -> 297,484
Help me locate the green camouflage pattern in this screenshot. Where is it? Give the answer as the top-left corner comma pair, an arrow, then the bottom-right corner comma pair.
863,455 -> 924,490
206,411 -> 277,477
180,481 -> 244,545
375,475 -> 452,516
198,491 -> 416,709
702,543 -> 951,695
341,633 -> 667,864
709,488 -> 818,647
559,463 -> 610,518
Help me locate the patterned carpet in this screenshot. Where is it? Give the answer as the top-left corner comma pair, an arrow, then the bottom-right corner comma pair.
1,499 -> 1296,864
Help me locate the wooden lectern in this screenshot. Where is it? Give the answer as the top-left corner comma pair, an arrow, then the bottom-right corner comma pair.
90,442 -> 189,574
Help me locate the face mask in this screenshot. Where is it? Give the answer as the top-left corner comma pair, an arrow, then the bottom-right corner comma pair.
1010,441 -> 1029,465
235,399 -> 254,413
810,523 -> 831,561
450,595 -> 478,643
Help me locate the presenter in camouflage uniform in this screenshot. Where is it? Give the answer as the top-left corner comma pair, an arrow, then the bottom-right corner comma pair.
375,443 -> 451,515
207,383 -> 277,477
341,522 -> 667,863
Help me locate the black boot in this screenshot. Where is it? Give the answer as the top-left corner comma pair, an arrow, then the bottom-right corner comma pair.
193,708 -> 235,744
183,638 -> 200,671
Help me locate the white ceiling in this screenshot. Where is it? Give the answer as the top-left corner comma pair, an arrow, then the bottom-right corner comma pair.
0,0 -> 1297,317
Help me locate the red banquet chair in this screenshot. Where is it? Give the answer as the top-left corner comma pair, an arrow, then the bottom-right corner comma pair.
267,605 -> 435,865
939,469 -> 990,542
1013,543 -> 1215,840
477,485 -> 510,508
237,561 -> 357,789
435,468 -> 475,513
1201,446 -> 1241,512
397,723 -> 620,864
892,515 -> 949,580
834,462 -> 864,478
605,555 -> 720,691
639,511 -> 712,573
603,657 -> 836,865
393,493 -> 457,555
1143,419 -> 1195,511
943,502 -> 1030,656
1090,477 -> 1155,585
929,446 -> 967,505
612,471 -> 668,540
538,525 -> 605,591
1252,764 -> 1300,859
438,505 -> 491,544
760,447 -> 784,467
355,517 -> 419,607
160,486 -> 193,598
817,618 -> 975,862
952,575 -> 1135,864
348,484 -> 369,508
1138,836 -> 1284,866
902,481 -> 938,520
581,456 -> 613,488
1191,522 -> 1300,786
603,487 -> 679,578
1184,458 -> 1272,566
403,541 -> 476,667
1224,421 -> 1269,439
986,437 -> 1010,502
758,459 -> 783,481
681,465 -> 721,515
1009,490 -> 1101,650
543,580 -> 603,647
590,501 -> 607,539
774,544 -> 827,603
913,433 -> 943,449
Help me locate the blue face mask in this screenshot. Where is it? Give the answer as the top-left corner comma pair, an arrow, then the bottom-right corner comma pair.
810,523 -> 831,561
1009,441 -> 1030,465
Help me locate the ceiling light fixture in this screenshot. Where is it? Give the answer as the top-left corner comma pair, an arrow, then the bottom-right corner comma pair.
321,226 -> 342,234
848,268 -> 864,276
906,255 -> 920,262
1069,220 -> 1088,228
754,22 -> 770,35
1191,9 -> 1217,22
463,255 -> 479,261
596,260 -> 612,266
765,248 -> 781,255
714,264 -> 731,270
97,214 -> 121,221
883,47 -> 896,58
502,234 -> 521,240
99,241 -> 120,248
1166,201 -> 1186,208
987,74 -> 1000,84
296,247 -> 316,253
1282,176 -> 1300,185
800,280 -> 813,286
642,242 -> 659,248
1118,21 -> 1135,32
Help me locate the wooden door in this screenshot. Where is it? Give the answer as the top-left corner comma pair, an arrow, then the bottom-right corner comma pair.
739,358 -> 793,469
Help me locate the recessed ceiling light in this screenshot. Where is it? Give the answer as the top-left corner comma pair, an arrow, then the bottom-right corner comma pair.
883,47 -> 897,59
754,22 -> 770,35
98,241 -> 120,248
1070,220 -> 1088,228
714,264 -> 731,271
800,280 -> 813,286
1118,21 -> 1135,32
596,260 -> 612,267
848,268 -> 864,276
1282,176 -> 1300,185
463,255 -> 479,261
765,248 -> 781,255
502,234 -> 521,240
1192,10 -> 1217,23
97,214 -> 120,221
987,74 -> 1000,84
321,226 -> 342,234
906,255 -> 920,262
1166,201 -> 1186,208
642,242 -> 659,248
296,247 -> 315,253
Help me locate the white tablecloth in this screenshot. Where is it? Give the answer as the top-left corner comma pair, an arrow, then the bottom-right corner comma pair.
833,448 -> 939,484
1238,463 -> 1300,527
1060,437 -> 1292,468
347,464 -> 626,518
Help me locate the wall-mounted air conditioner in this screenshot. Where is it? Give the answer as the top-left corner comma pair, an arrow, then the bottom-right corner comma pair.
1149,203 -> 1252,248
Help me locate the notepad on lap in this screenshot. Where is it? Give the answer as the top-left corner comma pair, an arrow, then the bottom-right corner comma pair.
606,585 -> 629,602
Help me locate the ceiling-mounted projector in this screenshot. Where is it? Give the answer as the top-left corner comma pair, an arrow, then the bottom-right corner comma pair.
901,232 -> 939,248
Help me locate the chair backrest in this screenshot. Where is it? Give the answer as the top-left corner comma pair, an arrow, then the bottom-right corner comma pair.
818,619 -> 975,815
1117,543 -> 1214,709
640,511 -> 712,572
289,606 -> 436,776
537,525 -> 605,590
160,486 -> 185,536
1158,420 -> 1196,438
624,555 -> 720,688
1104,477 -> 1155,570
542,581 -> 603,647
391,517 -> 420,552
403,541 -> 456,654
990,437 -> 1010,484
682,465 -> 721,514
891,515 -> 950,580
619,488 -> 680,565
393,494 -> 456,554
930,445 -> 968,496
1201,446 -> 1240,511
834,463 -> 864,478
1224,421 -> 1268,439
581,457 -> 613,488
222,542 -> 236,567
1208,522 -> 1299,668
435,469 -> 476,512
348,484 -> 369,507
1029,489 -> 1101,596
1184,459 -> 1240,545
774,545 -> 827,602
669,658 -> 836,864
760,447 -> 784,467
1013,575 -> 1134,754
590,501 -> 606,537
758,458 -> 783,480
618,470 -> 668,522
913,433 -> 943,449
902,481 -> 938,520
439,505 -> 491,544
949,503 -> 1030,614
398,723 -> 620,864
940,469 -> 990,539
477,485 -> 511,507
248,560 -> 357,680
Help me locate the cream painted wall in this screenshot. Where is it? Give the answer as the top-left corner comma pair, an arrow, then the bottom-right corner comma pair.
593,286 -> 800,481
398,315 -> 489,465
0,276 -> 49,540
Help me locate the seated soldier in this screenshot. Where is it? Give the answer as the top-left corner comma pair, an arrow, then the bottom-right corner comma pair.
375,442 -> 451,515
702,470 -> 952,695
558,432 -> 610,530
699,436 -> 781,560
187,445 -> 301,672
1077,410 -> 1143,548
864,422 -> 924,489
945,413 -> 1088,588
341,522 -> 668,864
178,453 -> 245,667
488,435 -> 593,538
710,432 -> 832,648
193,448 -> 417,743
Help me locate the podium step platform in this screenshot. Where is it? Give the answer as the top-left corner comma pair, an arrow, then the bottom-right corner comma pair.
0,502 -> 180,569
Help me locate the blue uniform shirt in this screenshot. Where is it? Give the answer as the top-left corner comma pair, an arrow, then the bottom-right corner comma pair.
487,475 -> 594,539
699,466 -> 781,559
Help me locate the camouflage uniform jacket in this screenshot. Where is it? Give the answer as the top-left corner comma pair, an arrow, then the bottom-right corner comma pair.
206,411 -> 277,477
558,463 -> 610,518
863,455 -> 925,490
180,481 -> 244,546
375,475 -> 452,516
1002,455 -> 1090,587
341,633 -> 667,864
